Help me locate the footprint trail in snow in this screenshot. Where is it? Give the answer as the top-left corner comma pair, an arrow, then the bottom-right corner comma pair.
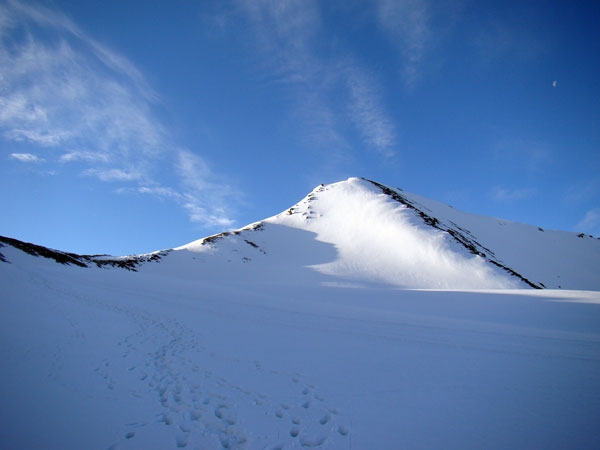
101,313 -> 351,449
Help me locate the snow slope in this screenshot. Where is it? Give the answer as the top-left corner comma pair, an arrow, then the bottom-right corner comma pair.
1,242 -> 600,449
2,177 -> 600,449
171,177 -> 600,290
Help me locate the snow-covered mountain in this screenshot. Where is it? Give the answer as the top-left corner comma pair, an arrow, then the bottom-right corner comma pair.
172,177 -> 600,290
5,177 -> 597,290
2,178 -> 600,450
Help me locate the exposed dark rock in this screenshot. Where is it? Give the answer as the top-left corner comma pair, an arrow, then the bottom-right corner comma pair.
0,235 -> 168,271
244,239 -> 259,249
0,235 -> 88,267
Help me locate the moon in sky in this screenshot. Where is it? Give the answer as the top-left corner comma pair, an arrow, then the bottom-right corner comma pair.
552,80 -> 558,87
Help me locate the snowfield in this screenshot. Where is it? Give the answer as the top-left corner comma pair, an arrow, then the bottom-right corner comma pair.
1,178 -> 600,449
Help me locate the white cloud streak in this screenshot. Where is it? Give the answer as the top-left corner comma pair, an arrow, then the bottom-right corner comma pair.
0,3 -> 162,157
343,64 -> 396,157
176,150 -> 236,228
0,0 -> 236,229
473,19 -> 548,65
238,0 -> 321,84
375,0 -> 431,87
59,151 -> 110,163
575,209 -> 600,237
10,152 -> 41,162
232,0 -> 397,157
83,168 -> 142,182
491,186 -> 537,202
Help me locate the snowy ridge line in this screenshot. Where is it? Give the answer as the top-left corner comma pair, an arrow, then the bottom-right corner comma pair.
0,235 -> 168,271
363,178 -> 543,289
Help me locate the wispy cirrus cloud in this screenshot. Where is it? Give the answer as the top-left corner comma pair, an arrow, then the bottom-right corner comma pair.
176,150 -> 236,228
491,137 -> 554,176
59,151 -> 110,164
9,152 -> 42,162
125,150 -> 236,229
375,0 -> 432,87
575,208 -> 600,237
563,179 -> 600,204
237,0 -> 321,84
0,0 -> 236,229
82,168 -> 143,182
472,18 -> 549,65
491,185 -> 537,202
343,64 -> 396,157
229,0 -> 398,157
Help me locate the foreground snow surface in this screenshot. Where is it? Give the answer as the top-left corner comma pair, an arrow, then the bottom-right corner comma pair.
2,250 -> 600,449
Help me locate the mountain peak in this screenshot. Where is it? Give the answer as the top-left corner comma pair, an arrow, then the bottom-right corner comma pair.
262,178 -> 522,289
218,176 -> 598,290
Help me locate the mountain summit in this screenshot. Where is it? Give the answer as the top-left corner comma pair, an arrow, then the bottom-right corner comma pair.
165,177 -> 600,290
2,177 -> 599,290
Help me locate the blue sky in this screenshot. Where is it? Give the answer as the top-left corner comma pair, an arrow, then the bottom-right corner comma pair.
1,0 -> 599,255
